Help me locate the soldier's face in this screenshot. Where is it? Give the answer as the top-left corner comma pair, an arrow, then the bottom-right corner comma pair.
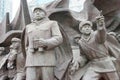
33,9 -> 45,20
81,24 -> 92,35
12,42 -> 20,49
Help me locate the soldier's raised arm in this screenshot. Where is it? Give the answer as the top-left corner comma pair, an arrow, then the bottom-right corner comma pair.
95,14 -> 106,43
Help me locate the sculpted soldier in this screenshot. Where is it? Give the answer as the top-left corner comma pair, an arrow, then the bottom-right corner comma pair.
7,38 -> 25,80
0,47 -> 8,80
7,44 -> 17,80
72,15 -> 120,80
24,7 -> 63,80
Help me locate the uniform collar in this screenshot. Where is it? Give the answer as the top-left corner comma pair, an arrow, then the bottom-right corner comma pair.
32,17 -> 49,24
81,31 -> 94,42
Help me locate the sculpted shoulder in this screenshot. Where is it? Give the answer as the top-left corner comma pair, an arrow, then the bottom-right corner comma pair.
25,20 -> 58,28
26,23 -> 35,28
51,20 -> 58,24
46,20 -> 58,25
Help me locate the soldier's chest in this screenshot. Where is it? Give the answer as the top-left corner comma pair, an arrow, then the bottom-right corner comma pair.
28,23 -> 51,32
80,36 -> 97,53
27,23 -> 51,37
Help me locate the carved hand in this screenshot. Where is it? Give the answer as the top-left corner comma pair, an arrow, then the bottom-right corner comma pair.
38,38 -> 47,47
96,15 -> 105,27
70,56 -> 81,74
33,39 -> 39,49
7,60 -> 15,69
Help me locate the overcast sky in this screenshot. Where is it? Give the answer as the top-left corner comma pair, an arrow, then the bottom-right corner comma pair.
12,0 -> 32,19
12,0 -> 54,20
12,0 -> 85,20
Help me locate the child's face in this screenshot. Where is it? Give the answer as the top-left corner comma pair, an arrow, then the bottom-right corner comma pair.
80,24 -> 92,35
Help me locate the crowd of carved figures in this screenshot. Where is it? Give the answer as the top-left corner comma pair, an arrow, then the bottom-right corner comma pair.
0,38 -> 25,80
0,0 -> 120,80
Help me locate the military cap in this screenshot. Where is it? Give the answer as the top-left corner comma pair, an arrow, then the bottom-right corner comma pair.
33,7 -> 46,14
79,21 -> 93,30
11,38 -> 21,42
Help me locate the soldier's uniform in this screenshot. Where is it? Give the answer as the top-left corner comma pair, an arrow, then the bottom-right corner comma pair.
25,18 -> 63,80
78,21 -> 119,80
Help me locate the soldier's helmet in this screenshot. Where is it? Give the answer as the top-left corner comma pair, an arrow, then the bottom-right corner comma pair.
11,38 -> 21,42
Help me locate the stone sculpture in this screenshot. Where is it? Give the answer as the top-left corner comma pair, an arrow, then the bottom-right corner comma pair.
8,38 -> 25,80
23,7 -> 63,80
70,15 -> 120,80
7,38 -> 25,80
0,0 -> 120,80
